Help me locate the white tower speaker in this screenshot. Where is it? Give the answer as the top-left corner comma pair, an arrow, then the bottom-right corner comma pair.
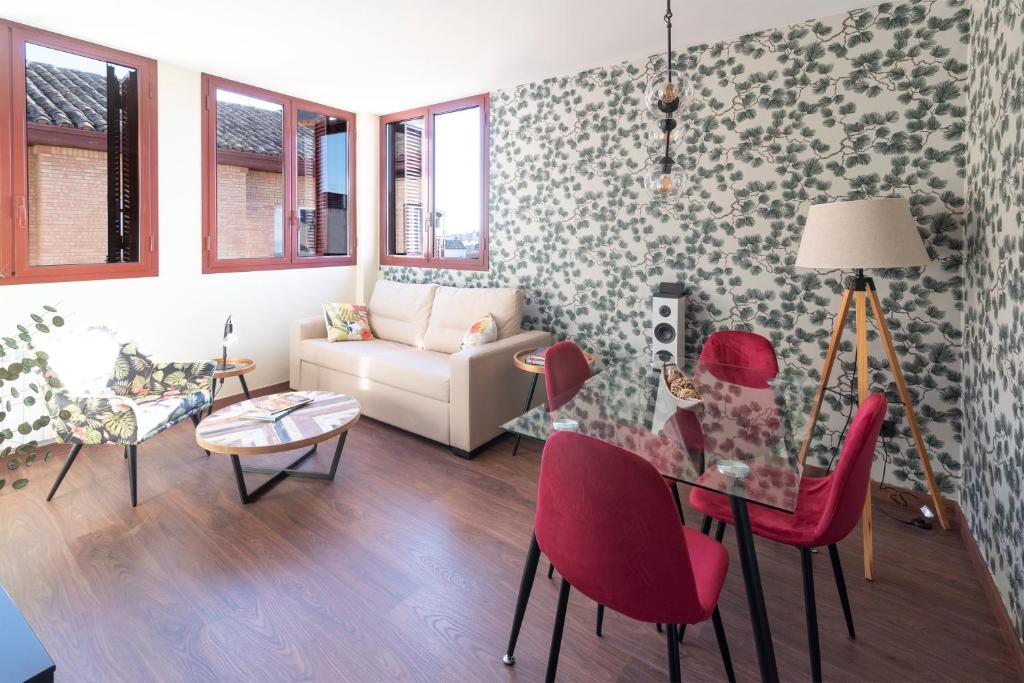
652,283 -> 685,366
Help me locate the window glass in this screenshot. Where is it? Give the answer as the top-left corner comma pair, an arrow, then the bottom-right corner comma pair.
296,110 -> 349,257
431,106 -> 482,260
25,43 -> 139,266
214,89 -> 285,260
386,118 -> 426,256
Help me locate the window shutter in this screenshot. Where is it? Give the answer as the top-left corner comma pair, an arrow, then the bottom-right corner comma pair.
105,65 -> 139,263
313,118 -> 327,256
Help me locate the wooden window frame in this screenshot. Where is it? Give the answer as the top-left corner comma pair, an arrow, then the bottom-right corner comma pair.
0,19 -> 159,285
201,74 -> 357,274
379,94 -> 489,271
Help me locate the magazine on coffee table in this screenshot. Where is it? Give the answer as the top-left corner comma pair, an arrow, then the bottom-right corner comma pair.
239,392 -> 314,422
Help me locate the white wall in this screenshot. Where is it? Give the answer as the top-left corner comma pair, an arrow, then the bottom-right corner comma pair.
0,63 -> 380,394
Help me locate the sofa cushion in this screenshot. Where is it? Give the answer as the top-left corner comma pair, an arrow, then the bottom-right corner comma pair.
367,280 -> 438,347
299,338 -> 451,402
423,286 -> 524,353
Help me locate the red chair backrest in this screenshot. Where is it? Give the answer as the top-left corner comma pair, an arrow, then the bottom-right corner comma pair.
699,330 -> 779,388
813,392 -> 888,546
543,341 -> 592,410
535,431 -> 706,624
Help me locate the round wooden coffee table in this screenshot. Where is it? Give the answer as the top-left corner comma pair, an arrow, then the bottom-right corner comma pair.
196,391 -> 361,504
510,348 -> 594,455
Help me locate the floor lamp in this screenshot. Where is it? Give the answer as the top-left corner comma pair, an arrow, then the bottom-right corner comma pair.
795,197 -> 950,581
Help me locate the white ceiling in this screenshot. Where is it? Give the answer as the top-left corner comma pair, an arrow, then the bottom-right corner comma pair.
3,0 -> 870,114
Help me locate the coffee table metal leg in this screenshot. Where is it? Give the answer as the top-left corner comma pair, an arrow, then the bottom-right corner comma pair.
239,374 -> 252,400
231,433 -> 349,504
512,375 -> 539,457
503,532 -> 541,665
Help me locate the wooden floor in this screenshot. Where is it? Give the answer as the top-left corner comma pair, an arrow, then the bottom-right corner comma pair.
0,414 -> 1019,682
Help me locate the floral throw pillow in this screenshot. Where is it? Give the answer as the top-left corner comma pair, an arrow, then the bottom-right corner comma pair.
461,313 -> 498,349
323,303 -> 374,342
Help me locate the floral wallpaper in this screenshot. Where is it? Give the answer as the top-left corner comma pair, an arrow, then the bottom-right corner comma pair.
963,0 -> 1024,643
383,0 -> 969,492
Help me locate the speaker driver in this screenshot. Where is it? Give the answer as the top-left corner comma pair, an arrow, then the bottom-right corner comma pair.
654,323 -> 676,344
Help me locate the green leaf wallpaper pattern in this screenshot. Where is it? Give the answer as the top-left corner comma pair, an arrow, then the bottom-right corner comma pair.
384,0 -> 968,492
963,0 -> 1024,644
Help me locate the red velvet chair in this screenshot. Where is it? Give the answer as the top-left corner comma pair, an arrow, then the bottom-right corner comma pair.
537,431 -> 735,682
690,392 -> 888,682
543,341 -> 592,410
700,329 -> 779,382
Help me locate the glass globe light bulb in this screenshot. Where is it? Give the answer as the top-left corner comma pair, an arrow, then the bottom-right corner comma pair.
645,75 -> 693,118
643,164 -> 687,202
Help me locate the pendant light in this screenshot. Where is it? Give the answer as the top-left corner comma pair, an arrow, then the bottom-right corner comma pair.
644,0 -> 692,201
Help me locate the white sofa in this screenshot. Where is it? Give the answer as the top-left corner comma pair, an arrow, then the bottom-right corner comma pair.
290,280 -> 551,457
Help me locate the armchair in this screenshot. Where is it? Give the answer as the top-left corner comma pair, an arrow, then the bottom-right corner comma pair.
41,330 -> 215,507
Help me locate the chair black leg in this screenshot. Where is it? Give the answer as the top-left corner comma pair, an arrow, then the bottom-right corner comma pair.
123,446 -> 128,459
545,578 -> 571,683
656,622 -> 663,633
46,444 -> 82,501
596,603 -> 604,637
127,445 -> 138,508
671,482 -> 685,524
548,562 -> 555,579
800,547 -> 822,683
715,520 -> 726,542
700,515 -> 713,535
828,544 -> 855,639
712,607 -> 736,683
666,623 -> 681,682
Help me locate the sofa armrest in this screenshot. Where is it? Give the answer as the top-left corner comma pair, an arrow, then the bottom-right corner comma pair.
449,329 -> 552,452
290,315 -> 327,389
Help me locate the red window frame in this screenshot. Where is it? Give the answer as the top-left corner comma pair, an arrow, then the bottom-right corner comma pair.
379,94 -> 489,271
201,74 -> 357,274
0,19 -> 159,285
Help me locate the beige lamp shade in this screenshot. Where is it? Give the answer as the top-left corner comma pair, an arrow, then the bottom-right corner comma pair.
796,198 -> 930,269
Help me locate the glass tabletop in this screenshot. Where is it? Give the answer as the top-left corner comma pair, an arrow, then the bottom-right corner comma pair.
501,354 -> 819,513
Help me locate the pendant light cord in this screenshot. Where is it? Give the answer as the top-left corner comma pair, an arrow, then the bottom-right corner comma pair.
665,0 -> 673,84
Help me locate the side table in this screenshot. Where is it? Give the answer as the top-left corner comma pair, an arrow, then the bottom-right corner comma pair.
208,357 -> 256,417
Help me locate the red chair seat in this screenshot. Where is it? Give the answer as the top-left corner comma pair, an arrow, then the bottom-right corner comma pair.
690,470 -> 834,547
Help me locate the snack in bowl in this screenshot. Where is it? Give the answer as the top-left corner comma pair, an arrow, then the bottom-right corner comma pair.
662,363 -> 702,408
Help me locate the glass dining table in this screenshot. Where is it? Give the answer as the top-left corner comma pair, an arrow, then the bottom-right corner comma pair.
500,355 -> 818,683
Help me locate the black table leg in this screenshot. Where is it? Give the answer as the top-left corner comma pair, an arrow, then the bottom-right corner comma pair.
230,433 -> 348,504
239,374 -> 252,400
730,496 -> 779,682
512,375 -> 539,457
503,532 -> 541,665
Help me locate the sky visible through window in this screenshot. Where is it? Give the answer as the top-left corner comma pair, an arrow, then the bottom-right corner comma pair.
26,43 -> 131,79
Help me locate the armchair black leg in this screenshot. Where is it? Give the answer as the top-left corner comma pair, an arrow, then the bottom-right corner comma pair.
715,520 -> 726,542
123,446 -> 128,459
666,623 -> 681,682
46,444 -> 82,502
800,547 -> 822,682
127,445 -> 138,508
700,515 -> 713,535
828,544 -> 855,639
548,562 -> 554,579
545,578 -> 571,683
596,603 -> 604,637
712,607 -> 736,683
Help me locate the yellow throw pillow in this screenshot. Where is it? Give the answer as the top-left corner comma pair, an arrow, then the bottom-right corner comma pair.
460,313 -> 498,349
323,303 -> 374,342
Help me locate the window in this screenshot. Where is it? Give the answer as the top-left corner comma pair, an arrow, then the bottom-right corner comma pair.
380,94 -> 488,270
0,20 -> 158,285
202,74 -> 356,273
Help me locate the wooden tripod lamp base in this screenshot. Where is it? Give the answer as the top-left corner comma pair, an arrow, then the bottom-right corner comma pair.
798,271 -> 950,580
